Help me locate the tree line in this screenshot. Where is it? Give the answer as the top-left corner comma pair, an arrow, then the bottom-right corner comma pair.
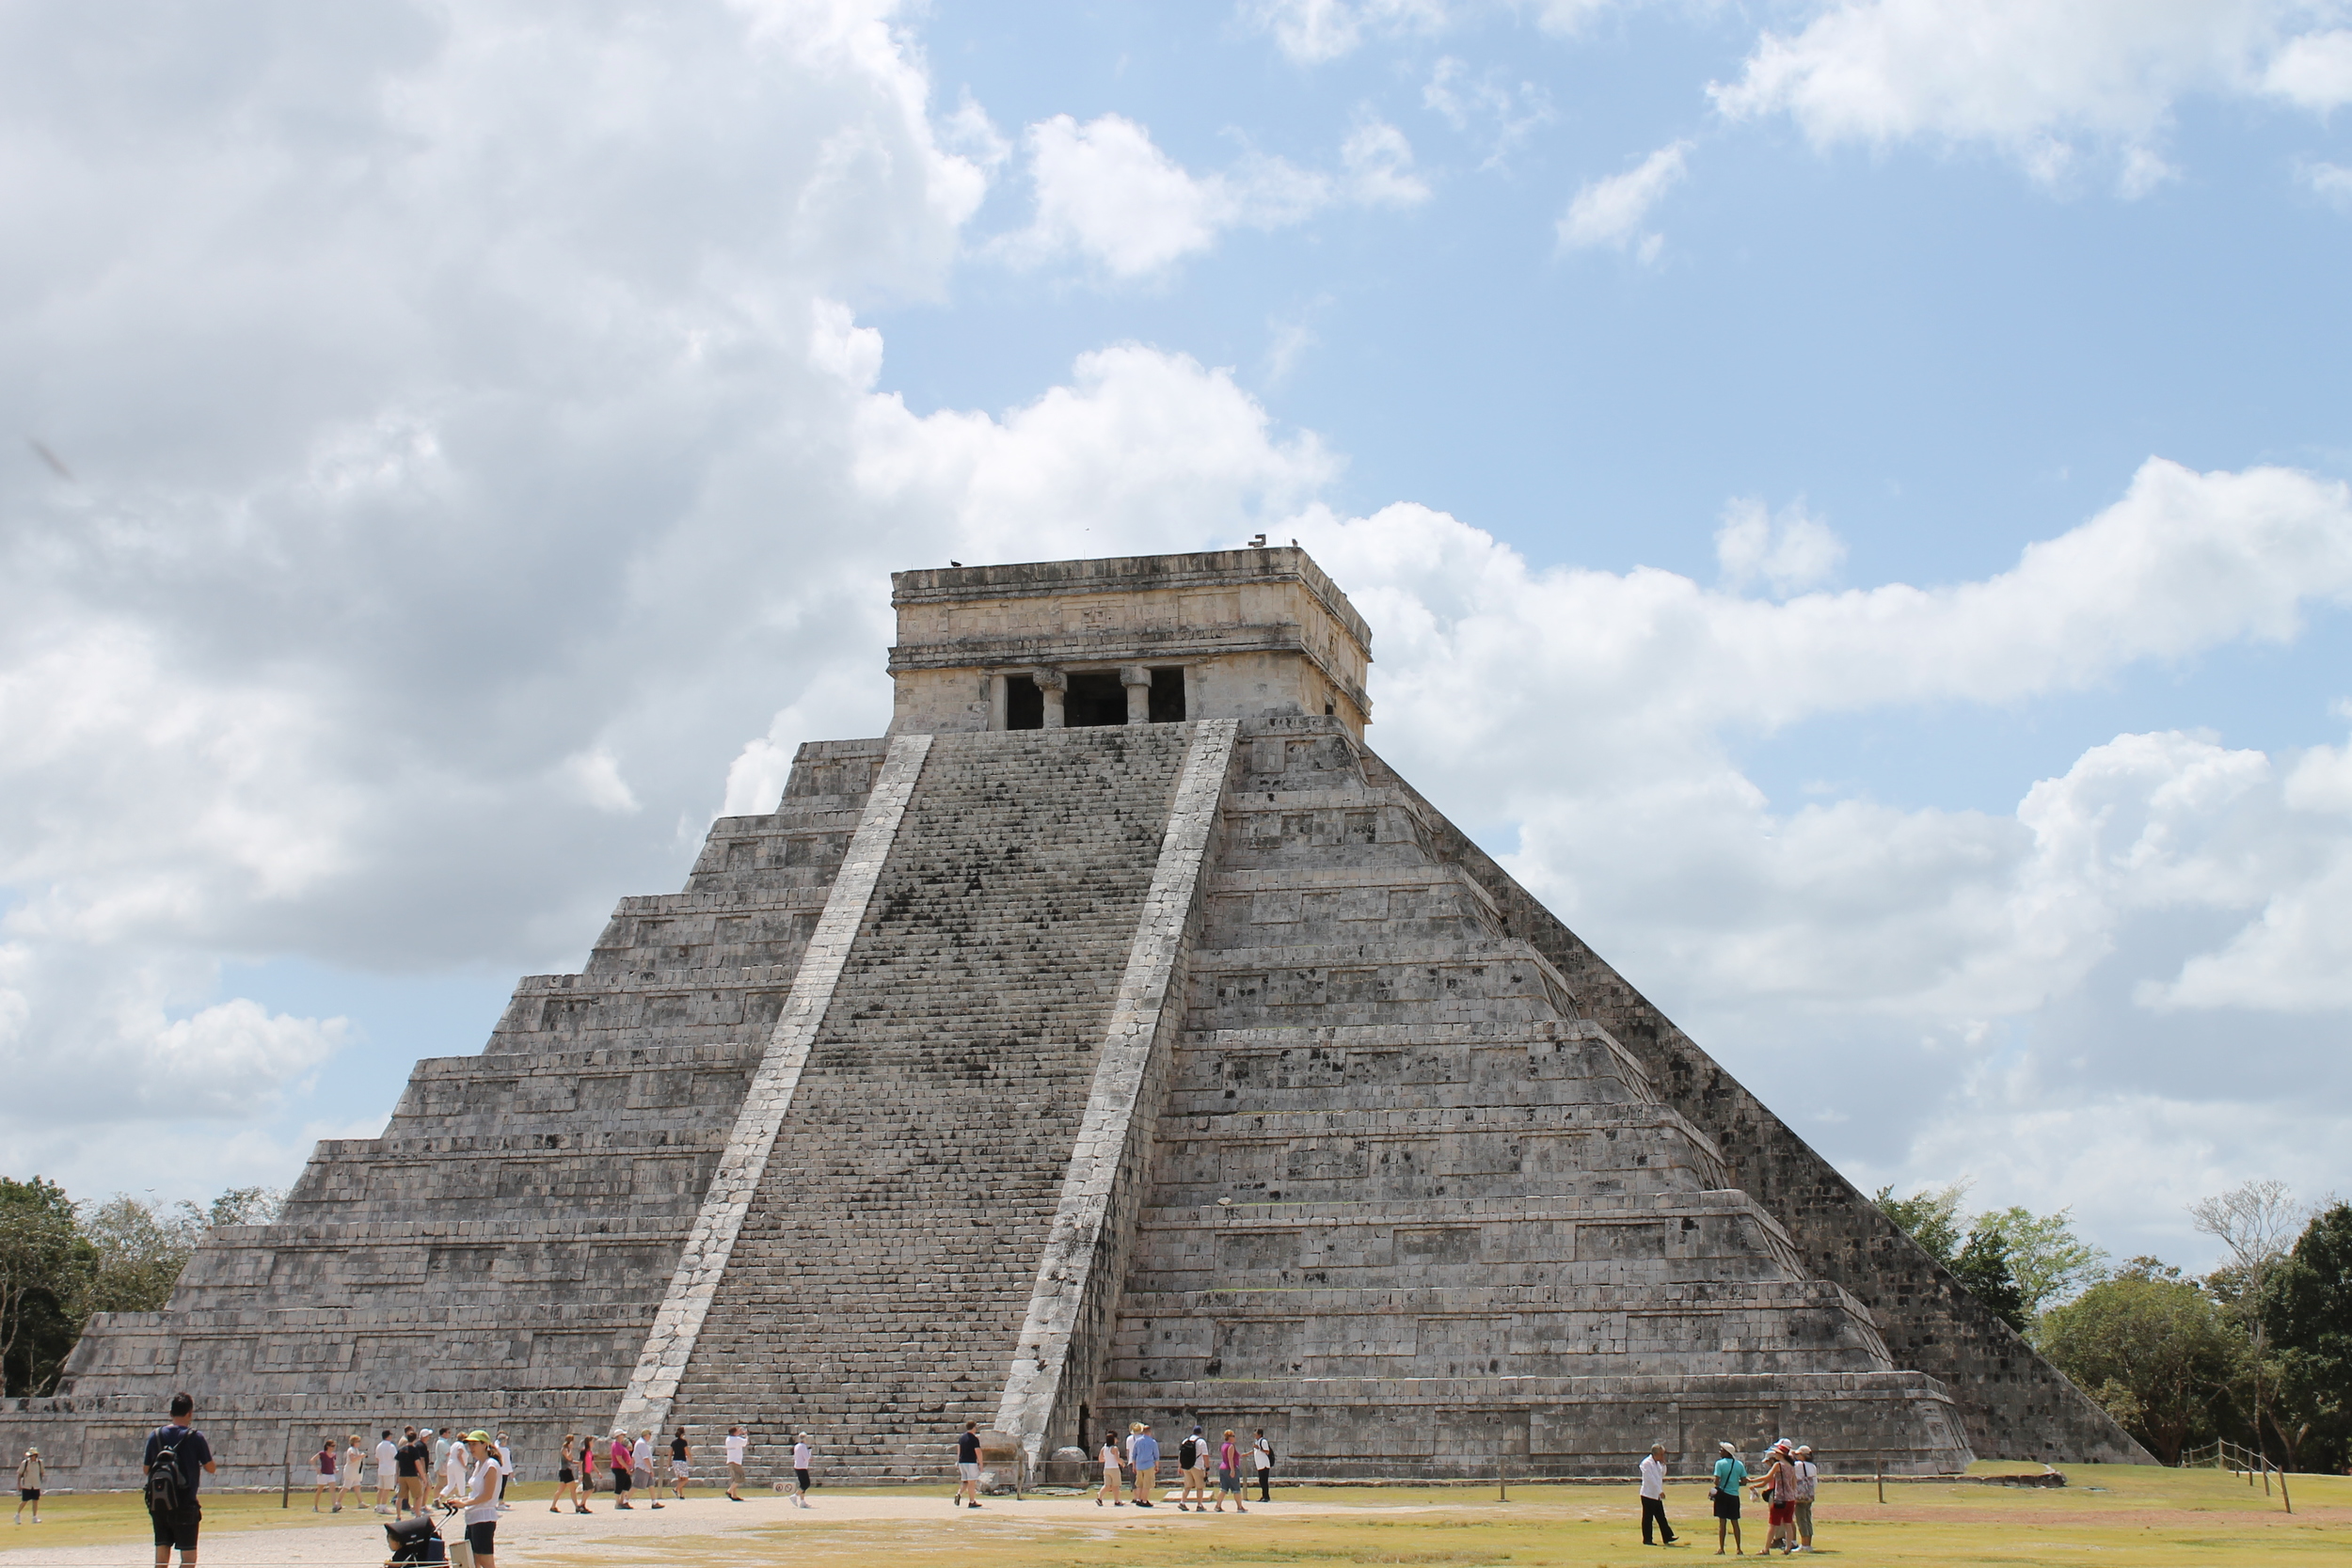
1878,1178 -> 2350,1471
0,1176 -> 285,1398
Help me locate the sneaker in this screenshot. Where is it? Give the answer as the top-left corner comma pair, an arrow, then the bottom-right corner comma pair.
968,1502 -> 982,1509
649,1502 -> 663,1510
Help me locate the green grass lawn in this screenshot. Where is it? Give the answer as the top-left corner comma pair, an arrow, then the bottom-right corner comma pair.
6,1464 -> 2343,1566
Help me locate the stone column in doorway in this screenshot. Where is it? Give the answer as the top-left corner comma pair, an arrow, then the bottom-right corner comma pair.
988,673 -> 1010,731
1035,667 -> 1067,728
1120,666 -> 1152,723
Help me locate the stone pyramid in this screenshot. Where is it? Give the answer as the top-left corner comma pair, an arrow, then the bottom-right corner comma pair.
3,548 -> 2149,1488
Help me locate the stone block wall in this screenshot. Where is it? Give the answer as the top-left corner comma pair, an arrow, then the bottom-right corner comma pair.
1359,752 -> 2151,1465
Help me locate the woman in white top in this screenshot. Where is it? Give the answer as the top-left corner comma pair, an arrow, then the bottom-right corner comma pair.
457,1432 -> 502,1568
1097,1431 -> 1124,1507
342,1435 -> 367,1508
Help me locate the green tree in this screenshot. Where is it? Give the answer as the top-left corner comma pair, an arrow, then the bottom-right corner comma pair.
2191,1179 -> 2305,1469
1875,1180 -> 1971,1264
2039,1259 -> 2238,1464
0,1178 -> 91,1397
207,1186 -> 287,1228
1951,1228 -> 2029,1334
2262,1201 -> 2352,1473
1970,1205 -> 2106,1315
79,1196 -> 207,1315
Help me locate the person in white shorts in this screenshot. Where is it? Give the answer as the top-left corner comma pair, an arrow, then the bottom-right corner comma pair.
790,1433 -> 813,1508
723,1427 -> 747,1502
374,1430 -> 397,1513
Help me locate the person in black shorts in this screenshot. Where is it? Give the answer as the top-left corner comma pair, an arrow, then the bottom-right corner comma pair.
143,1392 -> 216,1568
455,1431 -> 501,1568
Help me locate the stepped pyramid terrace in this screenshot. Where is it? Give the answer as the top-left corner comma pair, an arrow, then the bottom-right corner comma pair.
0,547 -> 2152,1486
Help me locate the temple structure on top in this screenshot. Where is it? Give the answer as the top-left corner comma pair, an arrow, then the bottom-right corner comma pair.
885,548 -> 1372,736
0,547 -> 2148,1488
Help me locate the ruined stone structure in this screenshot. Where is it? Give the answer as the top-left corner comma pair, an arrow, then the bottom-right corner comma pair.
0,548 -> 2149,1488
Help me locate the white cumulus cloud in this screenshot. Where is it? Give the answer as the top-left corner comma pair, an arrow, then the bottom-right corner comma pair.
1710,0 -> 2352,193
1003,112 -> 1425,277
1556,140 -> 1691,258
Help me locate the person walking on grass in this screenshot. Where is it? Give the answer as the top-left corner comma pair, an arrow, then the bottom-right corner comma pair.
143,1391 -> 216,1568
1752,1440 -> 1797,1556
1253,1430 -> 1273,1503
635,1429 -> 662,1509
790,1433 -> 815,1508
1711,1442 -> 1747,1557
342,1435 -> 366,1512
311,1433 -> 338,1512
954,1422 -> 983,1509
1097,1431 -> 1124,1507
1216,1430 -> 1248,1513
723,1426 -> 747,1502
1640,1442 -> 1678,1546
669,1429 -> 691,1500
456,1432 -> 501,1568
1178,1426 -> 1207,1511
1789,1447 -> 1818,1554
1128,1423 -> 1160,1508
14,1446 -> 40,1525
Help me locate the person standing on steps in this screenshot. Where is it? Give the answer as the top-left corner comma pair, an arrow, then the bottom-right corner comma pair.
1252,1430 -> 1273,1503
456,1432 -> 501,1568
790,1433 -> 814,1508
723,1426 -> 747,1502
1097,1431 -> 1123,1507
1640,1442 -> 1678,1546
1711,1441 -> 1747,1557
1789,1446 -> 1818,1554
1127,1423 -> 1159,1508
953,1422 -> 983,1508
634,1429 -> 662,1509
1216,1430 -> 1247,1513
143,1391 -> 216,1568
669,1429 -> 691,1501
14,1445 -> 40,1524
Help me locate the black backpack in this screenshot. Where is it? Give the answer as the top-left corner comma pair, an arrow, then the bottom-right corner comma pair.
1179,1436 -> 1199,1468
144,1430 -> 186,1514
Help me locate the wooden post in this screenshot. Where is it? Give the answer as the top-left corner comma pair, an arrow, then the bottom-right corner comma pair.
2271,1457 -> 2292,1514
281,1427 -> 291,1509
1875,1465 -> 1884,1505
1498,1459 -> 1507,1502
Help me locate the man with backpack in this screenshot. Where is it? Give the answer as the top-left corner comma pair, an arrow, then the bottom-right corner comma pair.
1177,1427 -> 1207,1511
143,1392 -> 216,1568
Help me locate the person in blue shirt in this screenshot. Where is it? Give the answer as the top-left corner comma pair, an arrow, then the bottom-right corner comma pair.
1127,1424 -> 1160,1508
1711,1441 -> 1747,1556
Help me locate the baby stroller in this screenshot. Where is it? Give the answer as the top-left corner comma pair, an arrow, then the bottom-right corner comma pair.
384,1513 -> 447,1564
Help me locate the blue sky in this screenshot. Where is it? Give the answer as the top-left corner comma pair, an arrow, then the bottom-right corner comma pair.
3,0 -> 2349,1271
